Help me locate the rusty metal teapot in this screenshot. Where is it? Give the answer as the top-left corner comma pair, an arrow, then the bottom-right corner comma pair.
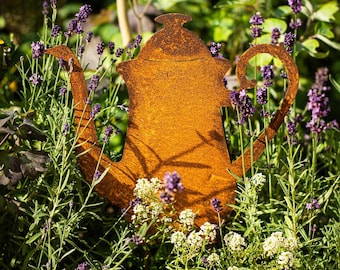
46,13 -> 298,225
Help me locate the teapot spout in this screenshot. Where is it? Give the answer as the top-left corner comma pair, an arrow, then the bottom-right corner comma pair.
45,45 -> 135,208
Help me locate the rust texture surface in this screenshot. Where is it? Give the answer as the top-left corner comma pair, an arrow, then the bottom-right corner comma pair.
46,13 -> 299,225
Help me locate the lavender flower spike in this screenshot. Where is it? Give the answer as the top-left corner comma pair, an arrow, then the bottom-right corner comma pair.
288,0 -> 302,14
164,171 -> 183,193
212,197 -> 222,212
31,41 -> 45,59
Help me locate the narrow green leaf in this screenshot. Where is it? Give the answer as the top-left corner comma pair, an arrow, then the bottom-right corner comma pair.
330,75 -> 340,93
26,232 -> 42,244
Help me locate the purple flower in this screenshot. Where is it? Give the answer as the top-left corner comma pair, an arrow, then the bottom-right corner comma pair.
74,22 -> 83,34
202,256 -> 209,267
108,41 -> 115,54
85,31 -> 93,43
261,65 -> 274,86
67,19 -> 78,34
330,120 -> 339,129
311,224 -> 317,233
103,125 -> 114,143
230,90 -> 255,124
305,202 -> 313,210
130,197 -> 142,207
287,121 -> 297,145
29,73 -> 43,86
212,197 -> 222,212
76,4 -> 92,23
132,234 -> 144,245
59,86 -> 67,95
287,121 -> 296,136
208,42 -> 222,58
256,87 -> 267,105
85,98 -> 92,105
289,18 -> 302,29
115,48 -> 124,58
306,67 -> 332,134
78,45 -> 84,57
51,25 -> 61,37
164,171 -> 183,193
251,27 -> 262,38
88,74 -> 100,91
306,199 -> 320,210
250,12 -> 264,39
42,1 -> 49,15
63,123 -> 69,134
288,0 -> 302,14
96,41 -> 105,55
133,34 -> 142,48
249,12 -> 264,25
93,170 -> 101,180
76,262 -> 89,270
90,103 -> 101,118
58,58 -> 65,68
160,192 -> 173,203
280,70 -> 288,79
50,0 -> 57,8
312,199 -> 320,209
31,41 -> 45,59
271,28 -> 281,45
283,32 -> 296,54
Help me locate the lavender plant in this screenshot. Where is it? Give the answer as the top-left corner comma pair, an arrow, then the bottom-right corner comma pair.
0,0 -> 339,269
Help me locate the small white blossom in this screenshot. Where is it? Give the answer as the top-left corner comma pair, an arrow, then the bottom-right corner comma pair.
227,267 -> 239,270
263,232 -> 285,257
187,231 -> 204,249
206,253 -> 220,266
284,237 -> 298,251
224,232 -> 246,252
171,231 -> 187,249
132,204 -> 148,221
148,201 -> 163,219
199,222 -> 217,242
251,173 -> 266,188
179,209 -> 196,227
134,177 -> 162,200
278,251 -> 294,269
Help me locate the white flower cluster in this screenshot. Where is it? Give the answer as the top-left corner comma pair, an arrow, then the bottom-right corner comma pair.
263,232 -> 285,257
170,231 -> 187,249
199,222 -> 217,242
227,266 -> 239,270
170,221 -> 217,253
131,178 -> 164,224
134,177 -> 162,199
224,231 -> 246,252
263,232 -> 297,258
251,173 -> 266,188
206,253 -> 220,267
278,251 -> 294,270
187,231 -> 204,248
179,209 -> 196,228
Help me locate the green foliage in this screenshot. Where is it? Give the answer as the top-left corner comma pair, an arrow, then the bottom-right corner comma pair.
0,0 -> 339,269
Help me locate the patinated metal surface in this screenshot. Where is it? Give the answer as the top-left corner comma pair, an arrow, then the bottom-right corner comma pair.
46,13 -> 298,225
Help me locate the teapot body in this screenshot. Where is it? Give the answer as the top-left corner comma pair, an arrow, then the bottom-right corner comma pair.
117,58 -> 236,217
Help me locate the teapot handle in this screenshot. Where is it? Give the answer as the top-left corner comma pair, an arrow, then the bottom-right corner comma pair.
231,43 -> 299,176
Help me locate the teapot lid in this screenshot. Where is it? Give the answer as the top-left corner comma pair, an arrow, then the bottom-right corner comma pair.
138,13 -> 212,61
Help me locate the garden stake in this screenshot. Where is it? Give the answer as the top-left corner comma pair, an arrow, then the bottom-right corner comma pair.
46,13 -> 299,225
